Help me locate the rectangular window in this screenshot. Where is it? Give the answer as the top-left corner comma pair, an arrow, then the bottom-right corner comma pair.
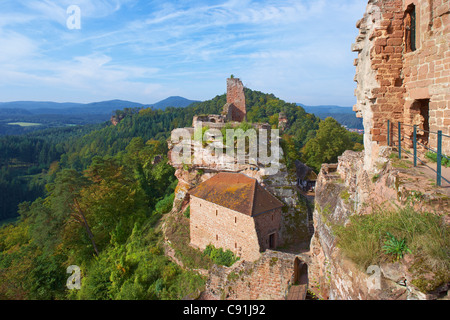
410,6 -> 416,51
406,4 -> 416,52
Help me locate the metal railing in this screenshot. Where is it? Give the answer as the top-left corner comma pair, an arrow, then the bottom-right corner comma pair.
387,120 -> 450,186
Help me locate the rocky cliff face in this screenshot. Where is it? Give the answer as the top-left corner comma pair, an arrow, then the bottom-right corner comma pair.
308,149 -> 449,300
308,0 -> 450,300
352,0 -> 382,172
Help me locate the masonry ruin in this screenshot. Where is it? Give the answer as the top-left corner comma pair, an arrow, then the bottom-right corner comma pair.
191,77 -> 248,132
352,0 -> 449,171
223,77 -> 247,122
189,172 -> 284,262
305,0 -> 449,300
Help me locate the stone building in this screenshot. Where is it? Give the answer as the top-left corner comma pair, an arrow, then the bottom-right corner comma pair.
278,112 -> 289,132
352,0 -> 449,170
222,77 -> 247,122
188,172 -> 284,262
295,160 -> 317,193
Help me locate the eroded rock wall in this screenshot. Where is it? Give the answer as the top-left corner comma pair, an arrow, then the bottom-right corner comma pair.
308,148 -> 449,300
202,250 -> 299,300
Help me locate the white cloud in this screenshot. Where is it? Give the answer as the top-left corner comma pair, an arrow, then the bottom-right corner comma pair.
0,30 -> 38,62
0,0 -> 368,105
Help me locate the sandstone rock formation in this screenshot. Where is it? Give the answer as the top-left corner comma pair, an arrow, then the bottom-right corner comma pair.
308,149 -> 449,300
309,0 -> 450,300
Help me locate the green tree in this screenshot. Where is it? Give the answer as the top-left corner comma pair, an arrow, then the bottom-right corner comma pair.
301,117 -> 355,172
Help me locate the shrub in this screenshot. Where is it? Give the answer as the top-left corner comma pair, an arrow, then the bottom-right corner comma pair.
155,193 -> 175,215
183,205 -> 190,218
203,244 -> 239,267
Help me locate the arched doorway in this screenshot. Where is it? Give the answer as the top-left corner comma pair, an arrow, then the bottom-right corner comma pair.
293,257 -> 308,286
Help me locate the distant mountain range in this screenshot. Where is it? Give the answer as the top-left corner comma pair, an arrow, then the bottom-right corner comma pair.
297,104 -> 363,130
0,97 -> 362,135
0,96 -> 201,136
297,104 -> 354,114
0,96 -> 200,115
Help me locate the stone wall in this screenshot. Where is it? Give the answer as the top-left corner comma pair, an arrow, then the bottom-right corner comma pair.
189,196 -> 282,262
403,0 -> 450,153
167,133 -> 311,248
353,0 -> 450,172
203,250 -> 298,300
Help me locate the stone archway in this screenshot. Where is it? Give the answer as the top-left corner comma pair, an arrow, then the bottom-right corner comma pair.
293,257 -> 308,286
287,257 -> 309,300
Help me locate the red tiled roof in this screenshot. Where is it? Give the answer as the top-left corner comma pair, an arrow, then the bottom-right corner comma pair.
188,172 -> 284,216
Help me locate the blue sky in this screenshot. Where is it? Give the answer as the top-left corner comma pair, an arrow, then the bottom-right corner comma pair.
0,0 -> 367,106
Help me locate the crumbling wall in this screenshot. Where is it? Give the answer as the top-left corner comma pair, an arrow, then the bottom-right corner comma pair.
353,0 -> 405,172
403,0 -> 450,153
353,0 -> 450,170
203,250 -> 298,300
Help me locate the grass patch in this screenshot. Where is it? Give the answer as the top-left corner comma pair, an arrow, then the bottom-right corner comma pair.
334,205 -> 449,292
340,189 -> 351,204
391,159 -> 411,169
425,152 -> 450,168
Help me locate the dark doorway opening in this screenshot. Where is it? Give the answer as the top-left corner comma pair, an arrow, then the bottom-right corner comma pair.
293,258 -> 308,285
412,99 -> 430,146
269,233 -> 276,249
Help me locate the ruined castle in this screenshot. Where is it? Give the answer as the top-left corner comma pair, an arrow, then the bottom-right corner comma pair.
189,172 -> 284,262
352,0 -> 449,170
308,0 -> 449,300
166,77 -> 310,300
165,0 -> 449,300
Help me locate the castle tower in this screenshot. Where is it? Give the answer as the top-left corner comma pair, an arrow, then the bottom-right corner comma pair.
223,77 -> 247,122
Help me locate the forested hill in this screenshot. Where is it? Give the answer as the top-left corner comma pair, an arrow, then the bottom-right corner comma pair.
61,88 -> 324,170
0,88 -> 363,222
0,88 -> 363,300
